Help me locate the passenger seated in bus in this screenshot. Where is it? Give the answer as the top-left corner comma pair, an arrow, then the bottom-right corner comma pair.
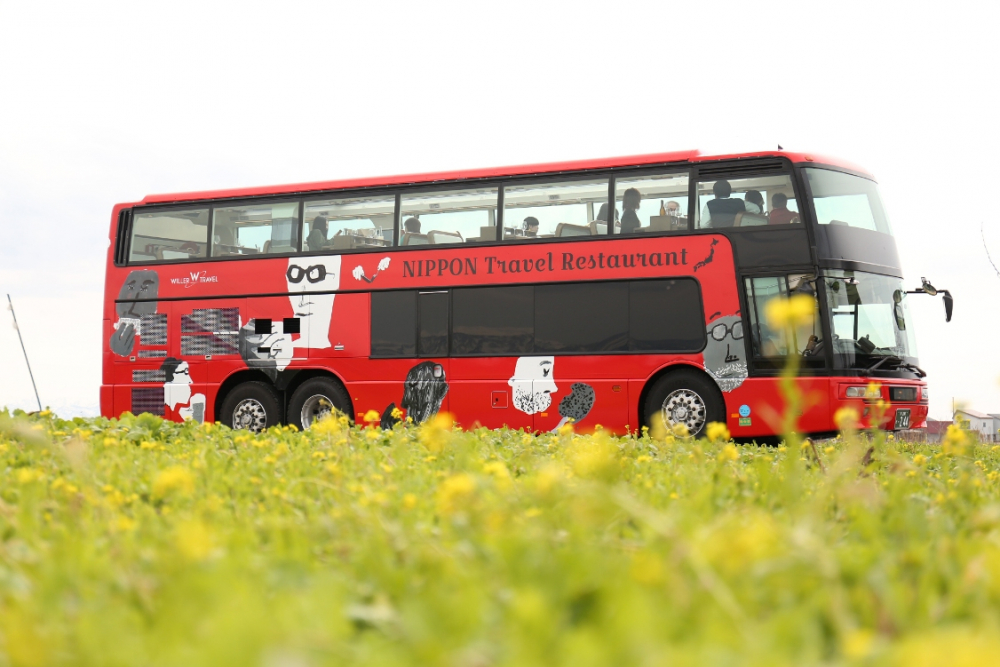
666,200 -> 681,216
214,225 -> 237,252
768,193 -> 799,225
596,203 -> 619,225
523,217 -> 540,237
701,180 -> 746,228
621,188 -> 642,234
744,190 -> 764,214
404,217 -> 422,233
307,216 -> 328,252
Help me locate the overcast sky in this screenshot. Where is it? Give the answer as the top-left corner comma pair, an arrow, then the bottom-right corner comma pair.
0,0 -> 996,421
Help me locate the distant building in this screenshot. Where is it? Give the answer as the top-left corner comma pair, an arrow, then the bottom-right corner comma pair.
921,419 -> 951,443
954,409 -> 999,442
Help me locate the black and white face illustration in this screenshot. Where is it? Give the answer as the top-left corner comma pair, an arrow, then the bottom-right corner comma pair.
287,256 -> 341,349
239,321 -> 294,381
400,361 -> 449,424
110,270 -> 160,356
703,312 -> 747,392
115,270 -> 159,318
509,356 -> 557,415
161,357 -> 205,423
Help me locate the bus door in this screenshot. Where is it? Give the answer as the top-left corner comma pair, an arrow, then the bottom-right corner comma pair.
530,357 -> 630,435
175,299 -> 245,423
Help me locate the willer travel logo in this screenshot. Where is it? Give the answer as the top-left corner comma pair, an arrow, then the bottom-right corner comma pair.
170,271 -> 220,288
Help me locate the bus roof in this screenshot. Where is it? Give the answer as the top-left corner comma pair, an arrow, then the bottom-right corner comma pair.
138,149 -> 874,206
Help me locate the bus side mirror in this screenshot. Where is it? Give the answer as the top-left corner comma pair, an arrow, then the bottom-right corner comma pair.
907,277 -> 953,323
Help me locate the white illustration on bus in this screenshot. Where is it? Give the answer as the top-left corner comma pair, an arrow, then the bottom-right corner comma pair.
161,357 -> 206,423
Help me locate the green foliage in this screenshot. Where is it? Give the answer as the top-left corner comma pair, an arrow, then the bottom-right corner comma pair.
0,408 -> 999,666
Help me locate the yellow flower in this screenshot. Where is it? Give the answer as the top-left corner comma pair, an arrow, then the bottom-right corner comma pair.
718,444 -> 740,462
16,468 -> 43,484
402,493 -> 418,509
834,407 -> 859,431
436,473 -> 476,514
764,293 -> 816,328
705,422 -> 731,442
942,424 -> 969,456
152,466 -> 195,499
363,409 -> 381,423
913,454 -> 927,465
391,407 -> 403,420
419,413 -> 454,453
482,461 -> 512,489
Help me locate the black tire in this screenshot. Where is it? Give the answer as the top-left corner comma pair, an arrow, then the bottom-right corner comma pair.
287,377 -> 353,431
642,369 -> 725,439
219,381 -> 282,433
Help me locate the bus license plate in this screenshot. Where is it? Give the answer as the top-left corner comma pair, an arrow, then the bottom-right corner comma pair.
894,409 -> 911,430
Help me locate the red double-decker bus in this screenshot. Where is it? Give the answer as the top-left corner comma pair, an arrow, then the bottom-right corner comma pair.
102,149 -> 950,438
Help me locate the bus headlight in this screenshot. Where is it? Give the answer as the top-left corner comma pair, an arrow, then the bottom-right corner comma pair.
846,386 -> 882,399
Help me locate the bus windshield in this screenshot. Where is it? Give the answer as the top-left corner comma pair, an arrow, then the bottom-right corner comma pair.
823,270 -> 919,371
806,168 -> 893,235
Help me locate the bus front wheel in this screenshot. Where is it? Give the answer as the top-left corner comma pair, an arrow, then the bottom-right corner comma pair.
643,370 -> 724,439
220,381 -> 282,433
288,377 -> 352,431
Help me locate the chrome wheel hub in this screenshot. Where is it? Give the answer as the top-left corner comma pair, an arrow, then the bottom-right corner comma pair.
661,389 -> 706,435
233,398 -> 268,433
300,394 -> 334,430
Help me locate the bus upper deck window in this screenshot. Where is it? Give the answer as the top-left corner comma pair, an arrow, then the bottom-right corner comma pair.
399,187 -> 499,246
303,194 -> 397,253
614,172 -> 690,235
694,173 -> 798,230
129,208 -> 209,263
212,202 -> 300,257
501,178 -> 609,242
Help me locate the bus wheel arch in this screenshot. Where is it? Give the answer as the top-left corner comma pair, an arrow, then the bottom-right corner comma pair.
638,364 -> 726,439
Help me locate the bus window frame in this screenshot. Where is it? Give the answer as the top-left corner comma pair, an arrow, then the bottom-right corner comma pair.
121,158 -> 812,267
209,197 -> 304,258
126,202 -> 214,266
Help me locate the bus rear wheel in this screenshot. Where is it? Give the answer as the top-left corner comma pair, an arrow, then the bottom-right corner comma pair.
220,381 -> 282,433
643,370 -> 724,439
288,377 -> 352,431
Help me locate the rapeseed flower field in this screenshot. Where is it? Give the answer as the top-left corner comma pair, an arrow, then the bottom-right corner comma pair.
1,408 -> 999,666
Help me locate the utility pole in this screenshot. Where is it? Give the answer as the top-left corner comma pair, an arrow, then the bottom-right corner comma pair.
6,295 -> 42,412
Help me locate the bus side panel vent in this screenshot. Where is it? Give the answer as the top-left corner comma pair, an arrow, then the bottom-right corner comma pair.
138,350 -> 167,358
140,314 -> 168,346
114,208 -> 133,266
696,159 -> 785,178
131,387 -> 165,416
132,370 -> 166,383
182,308 -> 240,333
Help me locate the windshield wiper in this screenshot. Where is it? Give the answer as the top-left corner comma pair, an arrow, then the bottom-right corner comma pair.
860,355 -> 926,378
